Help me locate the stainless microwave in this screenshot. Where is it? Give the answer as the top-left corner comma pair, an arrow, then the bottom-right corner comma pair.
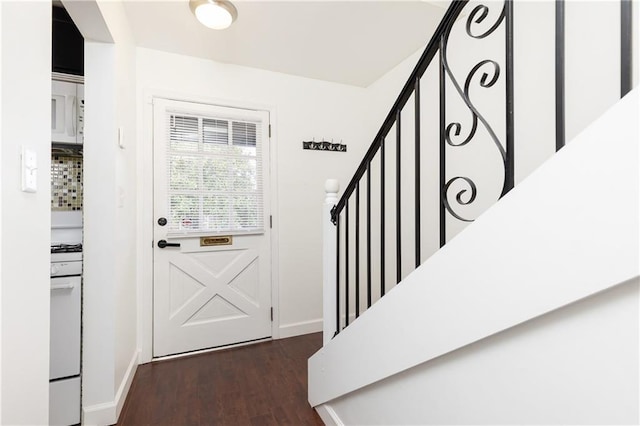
52,79 -> 84,145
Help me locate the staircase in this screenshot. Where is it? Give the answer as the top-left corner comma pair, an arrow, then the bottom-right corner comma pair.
309,0 -> 638,424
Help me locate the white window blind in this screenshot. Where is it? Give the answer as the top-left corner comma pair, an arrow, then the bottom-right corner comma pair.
166,111 -> 263,235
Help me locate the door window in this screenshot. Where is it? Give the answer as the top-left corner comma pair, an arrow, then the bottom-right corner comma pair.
165,112 -> 264,235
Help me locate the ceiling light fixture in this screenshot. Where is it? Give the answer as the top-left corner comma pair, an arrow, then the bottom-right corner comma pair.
189,0 -> 238,30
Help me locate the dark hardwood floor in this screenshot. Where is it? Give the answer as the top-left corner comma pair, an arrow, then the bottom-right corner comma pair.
117,333 -> 324,426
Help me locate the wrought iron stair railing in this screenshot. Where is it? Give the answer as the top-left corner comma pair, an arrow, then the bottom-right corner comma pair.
326,0 -> 634,339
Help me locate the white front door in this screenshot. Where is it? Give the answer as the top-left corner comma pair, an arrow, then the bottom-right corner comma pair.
153,98 -> 272,357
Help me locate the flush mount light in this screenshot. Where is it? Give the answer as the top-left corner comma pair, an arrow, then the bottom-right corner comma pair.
190,0 -> 238,30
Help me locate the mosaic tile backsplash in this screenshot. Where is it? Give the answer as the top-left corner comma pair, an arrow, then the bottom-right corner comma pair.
51,155 -> 83,211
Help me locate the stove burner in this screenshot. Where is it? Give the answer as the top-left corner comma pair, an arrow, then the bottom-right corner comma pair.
51,243 -> 83,253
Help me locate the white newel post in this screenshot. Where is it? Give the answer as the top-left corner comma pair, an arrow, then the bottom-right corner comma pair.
323,179 -> 340,345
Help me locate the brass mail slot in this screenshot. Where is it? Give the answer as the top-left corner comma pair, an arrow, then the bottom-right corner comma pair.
200,236 -> 233,247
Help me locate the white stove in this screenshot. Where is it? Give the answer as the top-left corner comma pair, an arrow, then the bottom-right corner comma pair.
50,212 -> 82,426
51,243 -> 82,253
51,244 -> 83,282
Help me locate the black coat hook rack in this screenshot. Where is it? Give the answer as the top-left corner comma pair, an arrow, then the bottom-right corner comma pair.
302,138 -> 347,152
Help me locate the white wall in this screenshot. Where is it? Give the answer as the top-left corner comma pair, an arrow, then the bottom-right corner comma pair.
309,89 -> 639,409
65,0 -> 139,423
566,1 -> 621,142
136,47 -> 371,351
83,40 -> 117,419
0,4 -> 3,421
0,2 -> 51,424
98,2 -> 139,415
326,279 -> 639,425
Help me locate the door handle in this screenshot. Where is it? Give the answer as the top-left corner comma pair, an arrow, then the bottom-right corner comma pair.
67,95 -> 76,137
157,239 -> 181,249
51,282 -> 75,291
71,95 -> 77,136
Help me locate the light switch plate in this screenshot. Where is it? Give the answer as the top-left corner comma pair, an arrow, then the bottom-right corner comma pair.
21,147 -> 37,193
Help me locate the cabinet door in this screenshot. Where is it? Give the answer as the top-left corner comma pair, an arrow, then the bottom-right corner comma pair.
51,80 -> 78,144
49,377 -> 80,426
50,276 -> 81,380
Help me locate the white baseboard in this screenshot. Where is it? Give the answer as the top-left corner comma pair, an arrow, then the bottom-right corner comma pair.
83,400 -> 116,426
115,349 -> 140,419
279,318 -> 322,338
315,404 -> 344,426
83,350 -> 140,426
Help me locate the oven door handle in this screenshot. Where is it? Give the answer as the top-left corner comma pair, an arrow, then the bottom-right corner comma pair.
51,282 -> 75,291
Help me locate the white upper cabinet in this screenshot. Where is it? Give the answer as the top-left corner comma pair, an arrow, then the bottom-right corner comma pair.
52,80 -> 84,144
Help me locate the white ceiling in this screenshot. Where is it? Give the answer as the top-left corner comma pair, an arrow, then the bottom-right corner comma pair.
122,1 -> 446,87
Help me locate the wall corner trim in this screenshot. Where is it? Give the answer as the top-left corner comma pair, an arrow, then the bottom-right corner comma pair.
83,350 -> 139,426
115,350 -> 140,420
278,319 -> 322,339
82,401 -> 116,426
315,404 -> 345,426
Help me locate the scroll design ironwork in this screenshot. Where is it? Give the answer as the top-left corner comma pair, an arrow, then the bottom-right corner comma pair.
441,0 -> 509,223
442,177 -> 477,222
